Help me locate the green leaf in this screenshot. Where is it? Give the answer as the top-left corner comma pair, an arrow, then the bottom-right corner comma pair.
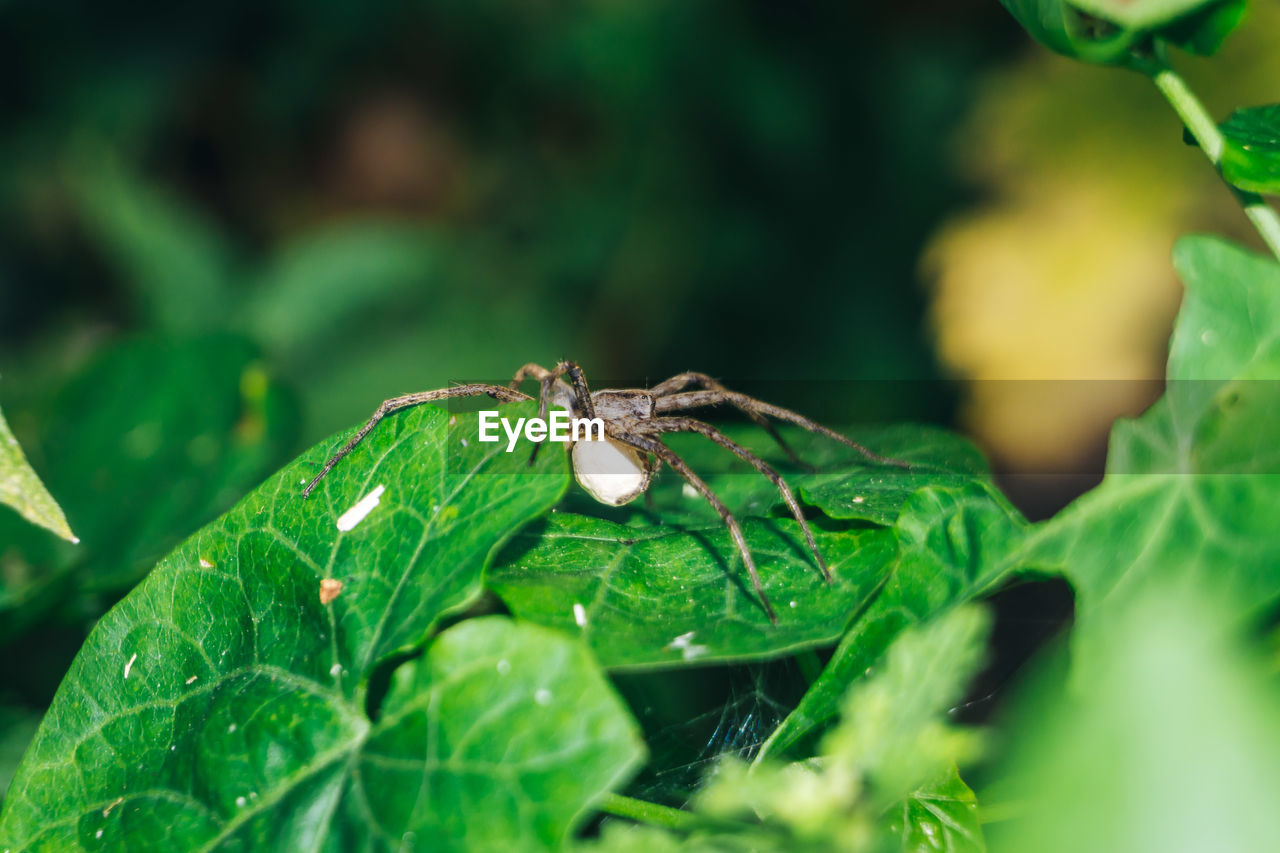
654,423 -> 991,527
1023,236 -> 1280,672
997,0 -> 1142,65
489,512 -> 897,669
988,591 -> 1280,853
893,767 -> 985,853
0,337 -> 296,639
1158,0 -> 1246,55
489,424 -> 995,668
0,404 -> 76,543
1219,104 -> 1280,195
998,0 -> 1242,65
1068,0 -> 1224,29
756,481 -> 1027,762
693,607 -> 989,848
0,405 -> 641,850
789,427 -> 990,526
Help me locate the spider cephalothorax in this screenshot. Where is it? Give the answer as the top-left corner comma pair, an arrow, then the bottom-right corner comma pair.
302,361 -> 907,622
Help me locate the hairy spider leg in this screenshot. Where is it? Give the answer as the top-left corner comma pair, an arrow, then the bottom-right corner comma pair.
649,373 -> 805,467
652,390 -> 912,470
300,384 -> 532,498
636,417 -> 832,583
508,361 -> 596,466
613,432 -> 779,624
508,363 -> 560,466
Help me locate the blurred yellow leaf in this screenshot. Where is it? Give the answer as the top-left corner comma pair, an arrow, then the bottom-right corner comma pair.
924,4 -> 1280,470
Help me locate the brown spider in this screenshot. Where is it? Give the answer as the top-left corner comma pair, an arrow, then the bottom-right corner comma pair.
302,361 -> 908,623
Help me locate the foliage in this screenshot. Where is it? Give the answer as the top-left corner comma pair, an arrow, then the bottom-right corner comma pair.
0,403 -> 75,544
3,1 -> 1280,851
585,606 -> 990,852
1219,104 -> 1280,195
996,0 -> 1244,66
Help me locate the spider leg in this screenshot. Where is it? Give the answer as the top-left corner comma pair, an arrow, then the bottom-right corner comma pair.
649,373 -> 805,467
612,431 -> 778,624
509,363 -> 561,466
636,416 -> 831,583
555,360 -> 596,419
510,361 -> 595,465
653,389 -> 911,470
301,384 -> 532,498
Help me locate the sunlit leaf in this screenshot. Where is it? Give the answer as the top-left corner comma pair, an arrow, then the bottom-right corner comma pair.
1023,237 -> 1280,672
1219,104 -> 1280,195
0,404 -> 76,544
988,592 -> 1280,853
0,405 -> 642,850
757,481 -> 1026,761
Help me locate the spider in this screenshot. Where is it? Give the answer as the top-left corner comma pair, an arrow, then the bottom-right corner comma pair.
301,361 -> 908,623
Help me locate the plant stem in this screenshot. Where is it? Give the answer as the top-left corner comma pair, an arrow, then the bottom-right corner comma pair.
793,649 -> 824,685
1147,58 -> 1280,262
599,793 -> 698,831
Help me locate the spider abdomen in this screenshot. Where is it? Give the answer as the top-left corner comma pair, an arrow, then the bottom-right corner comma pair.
571,435 -> 653,506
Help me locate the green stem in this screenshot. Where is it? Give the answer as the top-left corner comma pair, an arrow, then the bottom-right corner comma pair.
599,793 -> 698,831
793,649 -> 824,685
1148,57 -> 1280,262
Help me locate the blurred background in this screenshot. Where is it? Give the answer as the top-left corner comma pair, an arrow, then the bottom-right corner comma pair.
1,0 -> 1278,804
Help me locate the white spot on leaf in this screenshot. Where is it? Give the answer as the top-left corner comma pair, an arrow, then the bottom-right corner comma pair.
573,602 -> 587,628
123,653 -> 137,679
497,659 -> 511,675
199,557 -> 213,568
185,675 -> 198,685
336,484 -> 386,532
667,631 -> 708,661
535,688 -> 552,705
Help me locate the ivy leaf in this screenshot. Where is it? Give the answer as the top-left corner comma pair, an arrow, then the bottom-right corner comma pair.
997,0 -> 1143,65
998,0 -> 1242,65
489,513 -> 897,668
892,767 -> 985,853
489,423 -> 995,668
657,423 -> 990,526
1023,236 -> 1280,671
1067,0 -> 1225,29
0,403 -> 76,543
988,592 -> 1280,852
0,405 -> 639,850
0,336 -> 296,640
1157,0 -> 1246,55
757,482 -> 1026,762
1218,104 -> 1280,195
689,607 -> 989,849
